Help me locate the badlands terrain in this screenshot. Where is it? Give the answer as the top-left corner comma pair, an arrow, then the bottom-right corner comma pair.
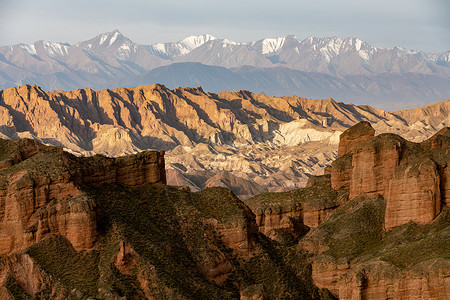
0,84 -> 449,198
0,121 -> 448,299
1,30 -> 449,108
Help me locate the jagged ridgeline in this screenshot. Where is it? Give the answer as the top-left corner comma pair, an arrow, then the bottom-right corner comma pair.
1,31 -> 449,107
0,84 -> 449,197
0,121 -> 448,299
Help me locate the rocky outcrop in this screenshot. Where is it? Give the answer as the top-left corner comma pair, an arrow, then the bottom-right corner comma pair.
195,187 -> 259,258
385,158 -> 441,230
254,205 -> 304,241
338,259 -> 450,300
0,84 -> 449,196
330,122 -> 450,230
311,256 -> 350,296
73,150 -> 166,187
3,138 -> 311,299
349,134 -> 404,199
337,121 -> 375,158
305,122 -> 450,299
330,153 -> 353,190
0,138 -> 165,255
246,174 -> 347,244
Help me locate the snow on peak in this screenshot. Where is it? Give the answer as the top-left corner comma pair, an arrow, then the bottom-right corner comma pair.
261,37 -> 286,54
180,34 -> 216,50
299,36 -> 378,62
222,39 -> 240,46
98,30 -> 124,47
21,44 -> 37,56
109,31 -> 120,46
147,34 -> 217,57
116,43 -> 138,60
43,41 -> 69,57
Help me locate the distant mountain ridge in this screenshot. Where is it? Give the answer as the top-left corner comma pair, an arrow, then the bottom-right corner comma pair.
1,30 -> 449,108
0,84 -> 448,196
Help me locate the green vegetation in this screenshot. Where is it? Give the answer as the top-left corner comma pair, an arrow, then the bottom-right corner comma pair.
380,208 -> 450,268
246,174 -> 347,212
190,187 -> 250,225
303,194 -> 450,269
89,183 -> 237,299
0,150 -> 60,177
235,233 -> 321,299
3,134 -> 447,299
306,196 -> 386,260
0,138 -> 26,161
96,230 -> 145,299
26,235 -> 99,298
5,275 -> 31,300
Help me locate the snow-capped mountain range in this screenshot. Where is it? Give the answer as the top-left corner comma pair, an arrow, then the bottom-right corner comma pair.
0,30 -> 449,108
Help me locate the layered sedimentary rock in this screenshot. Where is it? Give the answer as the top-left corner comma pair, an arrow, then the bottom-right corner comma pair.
246,174 -> 347,244
338,259 -> 450,300
385,158 -> 441,230
0,84 -> 448,195
0,120 -> 448,299
329,122 -> 450,229
349,134 -> 404,199
337,121 -> 375,158
311,256 -> 350,296
253,204 -> 304,241
0,138 -> 165,255
3,138 -> 319,299
304,122 -> 450,299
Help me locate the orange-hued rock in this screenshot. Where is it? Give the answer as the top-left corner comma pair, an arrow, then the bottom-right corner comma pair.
349,134 -> 404,199
115,241 -> 139,275
248,174 -> 345,245
442,165 -> 450,207
74,150 -> 166,187
255,205 -> 303,240
329,122 -> 450,230
338,260 -> 450,300
0,138 -> 165,255
253,203 -> 336,241
330,153 -> 353,191
305,123 -> 450,299
311,256 -> 350,296
337,121 -> 375,158
0,253 -> 69,299
302,205 -> 337,229
1,84 -> 448,196
206,204 -> 258,258
385,158 -> 441,230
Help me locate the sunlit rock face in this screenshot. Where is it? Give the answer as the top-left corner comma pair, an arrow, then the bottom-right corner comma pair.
1,84 -> 448,196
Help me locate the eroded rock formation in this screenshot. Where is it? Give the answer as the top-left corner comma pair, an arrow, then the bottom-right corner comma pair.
329,122 -> 450,230
0,120 -> 448,299
0,84 -> 449,196
0,138 -> 165,255
302,122 -> 450,299
1,137 -> 318,299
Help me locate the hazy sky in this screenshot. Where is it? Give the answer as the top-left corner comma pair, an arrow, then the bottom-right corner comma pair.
0,0 -> 449,52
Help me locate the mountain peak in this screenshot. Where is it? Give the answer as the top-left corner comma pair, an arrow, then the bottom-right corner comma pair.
180,34 -> 217,50
259,36 -> 295,54
96,30 -> 129,47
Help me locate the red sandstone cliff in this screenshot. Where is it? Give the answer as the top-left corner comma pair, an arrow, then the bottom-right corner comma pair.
330,122 -> 450,230
305,122 -> 450,299
0,139 -> 166,255
0,138 -> 270,298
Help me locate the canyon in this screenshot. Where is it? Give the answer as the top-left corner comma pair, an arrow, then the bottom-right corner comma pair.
0,84 -> 449,199
0,120 -> 448,299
